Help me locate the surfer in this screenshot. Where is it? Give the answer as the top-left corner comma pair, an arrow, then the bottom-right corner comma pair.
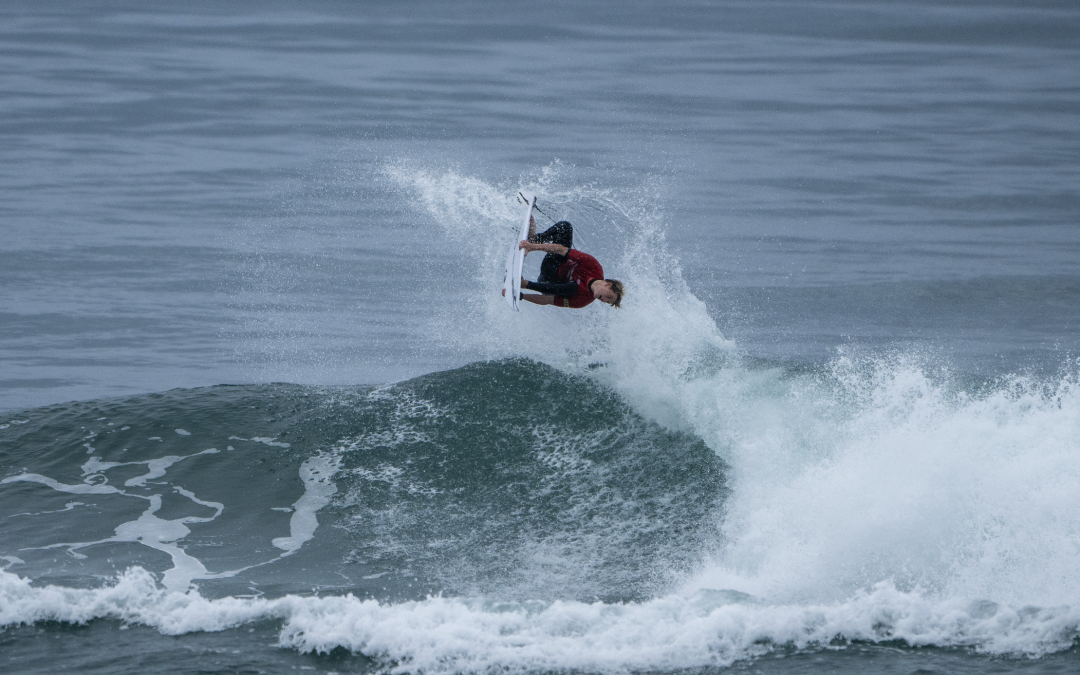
514,219 -> 624,308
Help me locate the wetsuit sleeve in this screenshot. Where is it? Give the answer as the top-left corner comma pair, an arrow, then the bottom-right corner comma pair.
526,280 -> 578,296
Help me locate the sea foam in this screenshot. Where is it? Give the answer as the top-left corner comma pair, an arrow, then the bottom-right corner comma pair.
2,567 -> 1077,672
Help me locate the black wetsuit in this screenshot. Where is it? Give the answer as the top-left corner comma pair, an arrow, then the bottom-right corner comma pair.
527,221 -> 579,297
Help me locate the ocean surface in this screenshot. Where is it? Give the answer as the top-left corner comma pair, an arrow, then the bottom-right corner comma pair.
2,1 -> 1079,673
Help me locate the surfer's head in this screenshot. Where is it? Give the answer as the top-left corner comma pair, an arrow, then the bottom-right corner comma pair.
591,279 -> 625,308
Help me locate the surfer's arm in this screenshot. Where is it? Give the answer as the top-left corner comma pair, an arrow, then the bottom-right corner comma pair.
501,285 -> 560,305
523,279 -> 577,296
520,294 -> 556,306
519,241 -> 569,257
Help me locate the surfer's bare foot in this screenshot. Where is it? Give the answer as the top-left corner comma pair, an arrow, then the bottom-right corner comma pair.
528,215 -> 537,242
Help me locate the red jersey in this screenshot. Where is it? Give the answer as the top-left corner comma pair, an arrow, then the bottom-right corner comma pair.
555,249 -> 604,309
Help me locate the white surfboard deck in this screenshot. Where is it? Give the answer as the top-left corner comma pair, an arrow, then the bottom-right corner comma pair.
503,193 -> 535,311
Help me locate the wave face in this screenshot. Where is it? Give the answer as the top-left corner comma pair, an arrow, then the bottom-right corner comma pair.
5,361 -> 1080,671
1,361 -> 739,671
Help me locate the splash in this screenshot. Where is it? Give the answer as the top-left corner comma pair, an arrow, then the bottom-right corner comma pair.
387,161 -> 736,406
687,356 -> 1080,609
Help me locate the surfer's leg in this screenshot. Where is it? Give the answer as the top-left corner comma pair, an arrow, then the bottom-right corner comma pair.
536,221 -> 573,249
536,221 -> 573,283
538,254 -> 563,283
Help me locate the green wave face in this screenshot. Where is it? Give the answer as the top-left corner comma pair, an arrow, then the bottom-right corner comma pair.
0,359 -> 727,603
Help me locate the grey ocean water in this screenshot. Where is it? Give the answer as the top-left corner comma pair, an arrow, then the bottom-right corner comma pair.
4,0 -> 1077,411
2,1 -> 1080,674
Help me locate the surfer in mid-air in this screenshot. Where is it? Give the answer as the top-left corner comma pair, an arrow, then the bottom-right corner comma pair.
509,218 -> 625,308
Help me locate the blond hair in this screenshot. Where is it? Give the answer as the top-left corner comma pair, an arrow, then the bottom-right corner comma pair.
607,279 -> 625,308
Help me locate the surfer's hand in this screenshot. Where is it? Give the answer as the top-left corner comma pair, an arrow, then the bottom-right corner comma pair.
518,240 -> 533,251
501,288 -> 506,297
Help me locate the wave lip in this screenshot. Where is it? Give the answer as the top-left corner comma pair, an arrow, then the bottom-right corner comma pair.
3,568 -> 1078,672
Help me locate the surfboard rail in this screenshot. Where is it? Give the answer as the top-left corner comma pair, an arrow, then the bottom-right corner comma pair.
503,193 -> 535,311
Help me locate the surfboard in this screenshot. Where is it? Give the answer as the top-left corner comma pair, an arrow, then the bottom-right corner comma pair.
503,193 -> 535,310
